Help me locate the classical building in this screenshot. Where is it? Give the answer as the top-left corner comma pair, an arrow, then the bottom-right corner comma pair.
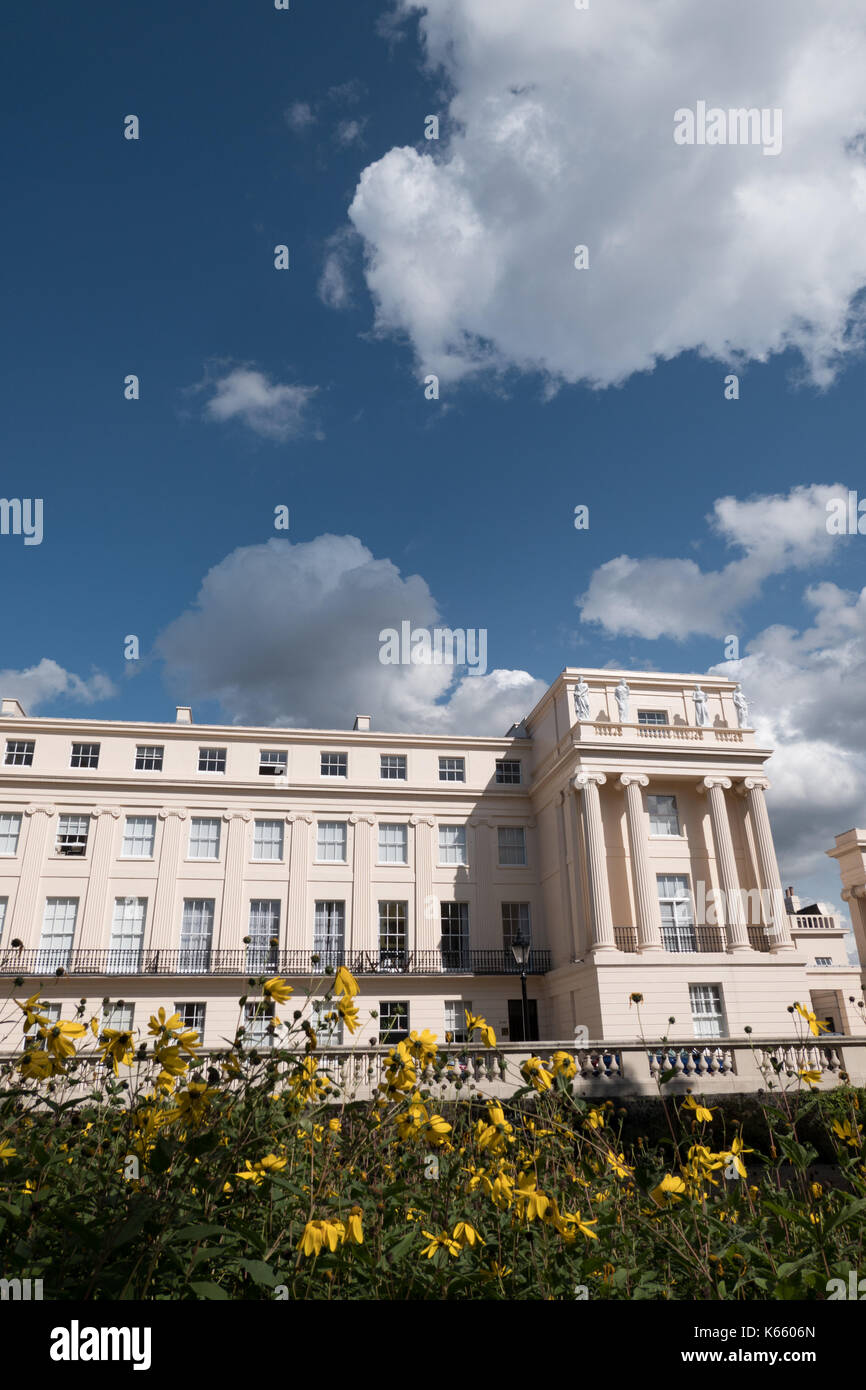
0,668 -> 863,1051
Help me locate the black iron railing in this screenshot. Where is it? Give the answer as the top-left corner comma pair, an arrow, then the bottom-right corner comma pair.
0,947 -> 552,978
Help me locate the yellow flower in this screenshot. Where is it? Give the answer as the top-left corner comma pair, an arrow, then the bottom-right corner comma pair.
299,1219 -> 345,1256
235,1153 -> 288,1185
15,992 -> 51,1032
38,1019 -> 88,1061
606,1151 -> 634,1181
334,965 -> 360,998
18,1049 -> 62,1081
465,1010 -> 497,1047
408,1029 -> 439,1063
421,1230 -> 461,1258
98,1029 -> 135,1075
0,1141 -> 16,1163
550,1050 -> 577,1080
328,1118 -> 341,1134
585,1108 -> 606,1131
453,1221 -> 485,1248
798,1068 -> 823,1085
153,1045 -> 188,1078
337,996 -> 360,1034
345,1207 -> 363,1245
682,1095 -> 716,1124
263,977 -> 293,1004
810,1181 -> 823,1199
832,1118 -> 863,1148
650,1173 -> 687,1207
148,1008 -> 182,1035
794,1002 -> 830,1037
423,1114 -> 452,1147
520,1056 -> 553,1093
290,1056 -> 327,1102
722,1137 -> 754,1179
515,1172 -> 550,1221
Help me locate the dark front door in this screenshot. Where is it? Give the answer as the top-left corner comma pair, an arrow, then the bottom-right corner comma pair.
508,998 -> 539,1043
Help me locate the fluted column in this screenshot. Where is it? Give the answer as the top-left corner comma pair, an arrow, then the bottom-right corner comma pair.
349,814 -> 374,954
739,778 -> 793,951
10,804 -> 56,945
573,774 -> 615,951
217,811 -> 251,950
286,814 -> 312,950
411,816 -> 435,951
469,818 -> 492,950
150,809 -> 188,950
617,776 -> 663,951
78,807 -> 122,948
841,887 -> 866,977
700,778 -> 750,951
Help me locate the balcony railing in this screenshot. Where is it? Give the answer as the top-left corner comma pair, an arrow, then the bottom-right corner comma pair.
0,947 -> 552,978
577,721 -> 745,744
792,915 -> 837,931
613,925 -> 772,953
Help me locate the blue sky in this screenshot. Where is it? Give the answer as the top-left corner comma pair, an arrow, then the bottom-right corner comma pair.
3,0 -> 866,908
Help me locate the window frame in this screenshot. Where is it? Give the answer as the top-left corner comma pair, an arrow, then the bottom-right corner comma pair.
320,751 -> 348,779
134,745 -> 164,772
70,742 -> 100,770
495,759 -> 522,785
316,820 -> 348,864
648,793 -> 681,837
438,756 -> 466,783
379,1000 -> 409,1044
4,740 -> 35,767
438,824 -> 468,866
380,754 -> 407,781
259,750 -> 288,777
377,822 -> 409,865
689,984 -> 726,1040
0,812 -> 23,856
188,817 -> 222,861
497,826 -> 527,867
197,747 -> 227,774
121,815 -> 157,860
252,818 -> 284,862
55,814 -> 90,858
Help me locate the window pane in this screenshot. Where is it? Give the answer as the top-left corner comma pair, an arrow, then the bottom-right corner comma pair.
175,1002 -> 206,1034
438,825 -> 467,865
4,741 -> 34,766
444,1000 -> 471,1044
37,898 -> 78,970
135,745 -> 164,771
103,1002 -> 134,1033
0,814 -> 22,855
380,754 -> 407,780
502,903 -> 531,948
108,898 -> 146,972
498,827 -> 527,865
440,902 -> 469,967
495,760 -> 521,784
253,819 -> 283,860
70,743 -> 100,768
379,1001 -> 409,1043
378,823 -> 408,863
179,900 -> 214,972
122,816 -> 156,858
189,818 -> 221,859
244,1000 -> 276,1049
321,752 -> 347,777
648,795 -> 680,835
438,757 -> 465,782
316,821 -> 347,862
247,900 -> 280,972
313,901 -> 345,970
638,710 -> 668,726
198,748 -> 226,773
378,902 -> 407,967
259,750 -> 287,775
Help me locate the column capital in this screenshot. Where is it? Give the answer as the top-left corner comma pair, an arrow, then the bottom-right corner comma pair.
409,815 -> 435,827
92,806 -> 122,819
617,774 -> 649,790
698,776 -> 732,793
348,813 -> 375,826
842,885 -> 866,901
222,809 -> 252,822
573,772 -> 607,790
288,812 -> 314,825
158,807 -> 188,820
25,803 -> 55,817
738,777 -> 771,795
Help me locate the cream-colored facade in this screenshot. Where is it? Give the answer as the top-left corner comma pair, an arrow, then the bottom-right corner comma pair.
0,668 -> 863,1051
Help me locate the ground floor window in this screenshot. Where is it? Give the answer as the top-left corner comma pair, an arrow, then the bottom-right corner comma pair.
507,998 -> 539,1043
689,984 -> 725,1039
444,999 -> 471,1044
379,1001 -> 409,1043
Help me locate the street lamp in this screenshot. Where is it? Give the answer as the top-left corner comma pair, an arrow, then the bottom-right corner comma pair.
510,929 -> 531,1042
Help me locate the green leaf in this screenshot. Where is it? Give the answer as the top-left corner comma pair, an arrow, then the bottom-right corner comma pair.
167,1223 -> 237,1245
190,1280 -> 231,1300
241,1259 -> 277,1287
388,1230 -> 418,1259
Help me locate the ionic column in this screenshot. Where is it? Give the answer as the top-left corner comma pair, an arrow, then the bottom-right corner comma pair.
349,814 -> 374,954
739,778 -> 793,951
78,807 -> 122,949
573,774 -> 615,951
469,817 -> 493,952
217,811 -> 251,950
150,808 -> 188,950
286,814 -> 312,951
700,778 -> 750,952
10,804 -> 56,945
411,816 -> 435,952
617,776 -> 663,952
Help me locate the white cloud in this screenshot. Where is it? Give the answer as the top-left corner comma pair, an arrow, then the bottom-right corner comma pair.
318,231 -> 356,309
346,0 -> 866,387
578,484 -> 847,639
284,101 -> 315,132
200,367 -> 319,442
155,535 -> 546,734
0,658 -> 116,712
335,118 -> 367,148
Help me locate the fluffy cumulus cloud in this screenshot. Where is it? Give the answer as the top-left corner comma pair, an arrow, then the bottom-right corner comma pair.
0,659 -> 115,712
579,484 -> 848,639
155,535 -> 546,734
199,367 -> 319,442
347,0 -> 866,387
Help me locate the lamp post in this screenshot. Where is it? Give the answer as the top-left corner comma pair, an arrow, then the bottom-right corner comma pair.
510,929 -> 531,1042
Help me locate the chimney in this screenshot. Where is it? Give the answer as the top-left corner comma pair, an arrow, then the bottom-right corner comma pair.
0,698 -> 26,718
353,715 -> 372,731
176,706 -> 193,724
